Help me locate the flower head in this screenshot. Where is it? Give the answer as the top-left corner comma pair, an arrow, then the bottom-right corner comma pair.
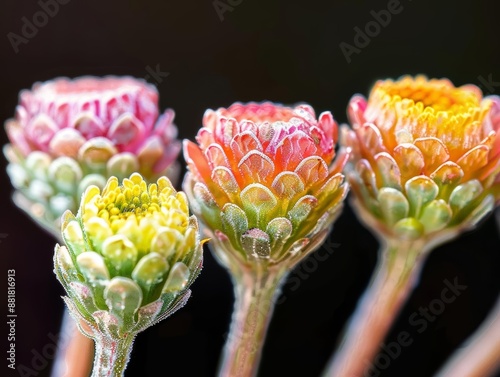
4,76 -> 180,236
183,102 -> 347,268
54,173 -> 203,340
344,76 -> 500,241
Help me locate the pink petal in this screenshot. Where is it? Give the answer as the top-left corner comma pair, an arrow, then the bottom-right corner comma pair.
15,105 -> 29,126
53,102 -> 72,128
153,140 -> 181,174
214,117 -> 238,146
318,111 -> 337,144
49,128 -> 86,158
102,96 -> 121,125
135,92 -> 158,131
107,114 -> 145,151
202,109 -> 218,132
79,99 -> 99,114
239,120 -> 258,134
310,125 -> 334,163
5,120 -> 32,155
275,131 -> 317,171
196,127 -> 215,150
25,114 -> 59,152
348,95 -> 368,128
153,109 -> 177,141
293,104 -> 316,124
72,112 -> 106,139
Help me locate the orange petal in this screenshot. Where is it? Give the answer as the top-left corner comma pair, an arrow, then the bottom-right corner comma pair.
356,159 -> 378,197
393,143 -> 425,182
357,123 -> 386,156
295,156 -> 329,186
137,136 -> 163,173
206,143 -> 230,169
457,145 -> 489,179
317,173 -> 344,204
271,171 -> 305,201
374,152 -> 401,189
414,137 -> 450,174
230,131 -> 262,161
212,166 -> 240,201
238,150 -> 275,185
183,140 -> 212,184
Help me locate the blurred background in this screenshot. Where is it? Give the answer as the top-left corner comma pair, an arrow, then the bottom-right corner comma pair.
1,0 -> 499,376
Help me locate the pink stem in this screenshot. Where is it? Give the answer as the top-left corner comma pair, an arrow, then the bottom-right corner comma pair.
217,267 -> 285,377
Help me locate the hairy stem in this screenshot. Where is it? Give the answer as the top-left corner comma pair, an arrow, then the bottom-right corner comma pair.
91,334 -> 135,377
217,266 -> 285,377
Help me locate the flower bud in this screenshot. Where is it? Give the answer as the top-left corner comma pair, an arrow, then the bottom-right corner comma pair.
54,173 -> 204,340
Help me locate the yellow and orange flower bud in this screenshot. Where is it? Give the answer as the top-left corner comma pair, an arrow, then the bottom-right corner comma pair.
183,102 -> 348,268
344,76 -> 500,241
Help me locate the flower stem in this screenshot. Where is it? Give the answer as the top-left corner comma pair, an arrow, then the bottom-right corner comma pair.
322,238 -> 426,377
91,334 -> 135,377
218,266 -> 285,377
50,309 -> 94,377
435,296 -> 500,377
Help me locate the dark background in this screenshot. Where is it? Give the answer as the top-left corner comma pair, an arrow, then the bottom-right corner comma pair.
1,0 -> 500,376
